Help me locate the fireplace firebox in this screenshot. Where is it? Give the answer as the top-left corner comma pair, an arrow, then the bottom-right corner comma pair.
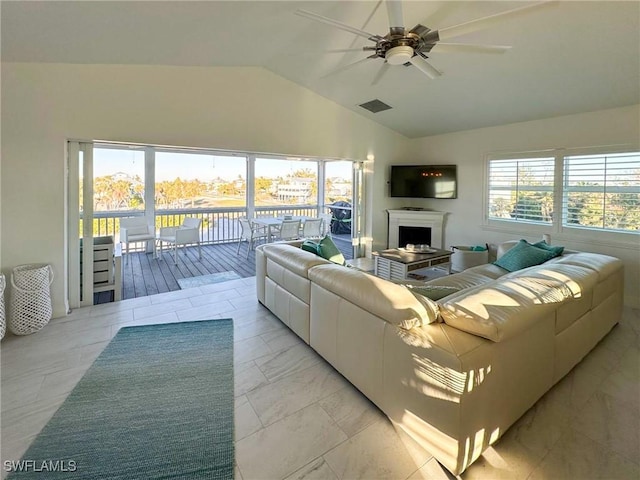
387,210 -> 446,249
398,226 -> 432,248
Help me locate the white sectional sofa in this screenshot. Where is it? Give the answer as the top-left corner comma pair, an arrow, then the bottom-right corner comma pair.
255,241 -> 624,475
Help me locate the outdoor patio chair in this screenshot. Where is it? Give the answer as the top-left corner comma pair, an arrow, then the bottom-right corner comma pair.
319,213 -> 333,238
237,218 -> 268,258
119,217 -> 156,260
275,219 -> 301,241
301,218 -> 323,238
157,217 -> 202,265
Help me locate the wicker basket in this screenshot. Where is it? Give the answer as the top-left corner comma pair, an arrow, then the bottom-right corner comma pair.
0,273 -> 6,340
451,246 -> 489,273
9,264 -> 54,335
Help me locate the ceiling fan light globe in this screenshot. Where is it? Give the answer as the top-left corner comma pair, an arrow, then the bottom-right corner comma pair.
385,45 -> 413,66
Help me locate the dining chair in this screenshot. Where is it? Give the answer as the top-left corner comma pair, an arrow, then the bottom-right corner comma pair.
276,219 -> 301,241
119,216 -> 156,261
319,213 -> 333,238
237,218 -> 268,258
157,217 -> 202,265
301,218 -> 323,238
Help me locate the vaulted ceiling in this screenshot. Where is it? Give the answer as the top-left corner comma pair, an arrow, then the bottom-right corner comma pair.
2,1 -> 639,138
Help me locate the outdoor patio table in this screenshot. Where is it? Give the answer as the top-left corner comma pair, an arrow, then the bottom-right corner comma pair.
253,216 -> 312,242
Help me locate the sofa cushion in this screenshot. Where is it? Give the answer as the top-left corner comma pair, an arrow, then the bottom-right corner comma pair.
301,239 -> 320,255
493,239 -> 557,272
552,252 -> 622,281
405,284 -> 461,301
439,280 -> 559,342
439,261 -> 598,341
533,240 -> 565,256
309,264 -> 439,329
425,265 -> 506,292
318,236 -> 346,265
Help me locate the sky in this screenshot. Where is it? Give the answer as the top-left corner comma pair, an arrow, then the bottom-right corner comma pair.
92,148 -> 353,182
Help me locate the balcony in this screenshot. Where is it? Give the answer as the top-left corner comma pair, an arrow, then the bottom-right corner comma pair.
87,206 -> 354,302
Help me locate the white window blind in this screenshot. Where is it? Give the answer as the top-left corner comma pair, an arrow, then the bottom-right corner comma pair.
563,152 -> 640,233
488,157 -> 555,224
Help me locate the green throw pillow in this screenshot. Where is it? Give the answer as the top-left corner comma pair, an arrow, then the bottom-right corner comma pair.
318,235 -> 346,265
532,240 -> 565,257
301,240 -> 320,255
493,239 -> 556,272
405,285 -> 461,301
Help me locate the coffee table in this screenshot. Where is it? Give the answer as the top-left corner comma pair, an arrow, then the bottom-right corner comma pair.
373,248 -> 452,281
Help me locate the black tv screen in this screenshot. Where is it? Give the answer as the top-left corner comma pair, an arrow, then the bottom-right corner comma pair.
390,164 -> 458,199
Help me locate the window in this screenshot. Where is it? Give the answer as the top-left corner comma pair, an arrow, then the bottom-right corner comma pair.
563,152 -> 640,233
254,157 -> 318,207
325,161 -> 353,204
155,152 -> 246,209
93,147 -> 145,212
488,157 -> 554,225
487,149 -> 640,235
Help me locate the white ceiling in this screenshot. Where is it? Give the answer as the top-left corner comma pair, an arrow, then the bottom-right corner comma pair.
2,1 -> 639,138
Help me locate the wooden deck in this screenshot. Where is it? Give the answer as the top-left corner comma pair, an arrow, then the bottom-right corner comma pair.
95,235 -> 354,303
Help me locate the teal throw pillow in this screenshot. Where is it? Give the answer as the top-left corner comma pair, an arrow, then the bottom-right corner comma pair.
532,240 -> 565,257
301,240 -> 320,255
318,235 -> 346,265
493,239 -> 556,272
404,284 -> 461,301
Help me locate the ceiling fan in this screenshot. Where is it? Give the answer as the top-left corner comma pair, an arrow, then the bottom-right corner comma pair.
295,1 -> 556,84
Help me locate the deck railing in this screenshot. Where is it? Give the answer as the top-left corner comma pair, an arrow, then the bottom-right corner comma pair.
85,205 -> 322,249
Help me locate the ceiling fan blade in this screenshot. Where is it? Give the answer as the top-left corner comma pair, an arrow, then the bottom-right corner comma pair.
371,62 -> 390,86
430,43 -> 512,54
409,55 -> 441,79
341,0 -> 383,49
385,0 -> 404,29
364,1 -> 384,29
324,48 -> 372,54
295,9 -> 382,41
417,2 -> 459,34
290,48 -> 373,57
437,1 -> 558,41
321,56 -> 372,79
331,1 -> 383,69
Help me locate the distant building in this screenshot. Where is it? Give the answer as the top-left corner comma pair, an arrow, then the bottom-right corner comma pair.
328,180 -> 351,198
276,178 -> 314,203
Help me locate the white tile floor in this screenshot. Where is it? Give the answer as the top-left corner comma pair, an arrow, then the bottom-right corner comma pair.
1,277 -> 638,479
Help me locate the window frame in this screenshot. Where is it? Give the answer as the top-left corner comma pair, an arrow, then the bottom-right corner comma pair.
486,153 -> 556,227
484,145 -> 640,244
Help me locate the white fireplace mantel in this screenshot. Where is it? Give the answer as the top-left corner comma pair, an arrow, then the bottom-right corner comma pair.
387,209 -> 447,249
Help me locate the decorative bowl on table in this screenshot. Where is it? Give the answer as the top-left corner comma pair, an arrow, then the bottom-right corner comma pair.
404,244 -> 436,253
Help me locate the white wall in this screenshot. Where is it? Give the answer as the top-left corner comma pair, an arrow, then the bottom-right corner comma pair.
1,63 -> 408,317
3,62 -> 637,316
403,105 -> 640,306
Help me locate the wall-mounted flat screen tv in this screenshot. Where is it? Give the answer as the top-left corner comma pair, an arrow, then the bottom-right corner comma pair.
390,164 -> 458,199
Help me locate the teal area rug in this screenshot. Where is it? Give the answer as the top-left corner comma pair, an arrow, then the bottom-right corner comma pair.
178,271 -> 241,289
8,319 -> 234,479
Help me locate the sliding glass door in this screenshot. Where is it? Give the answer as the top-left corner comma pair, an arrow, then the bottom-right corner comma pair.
67,142 -> 367,307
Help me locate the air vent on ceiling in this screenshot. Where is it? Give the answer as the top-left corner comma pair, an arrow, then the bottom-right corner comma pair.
358,99 -> 392,113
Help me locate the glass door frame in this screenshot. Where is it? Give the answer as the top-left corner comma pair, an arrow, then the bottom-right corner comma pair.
67,141 -> 368,309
